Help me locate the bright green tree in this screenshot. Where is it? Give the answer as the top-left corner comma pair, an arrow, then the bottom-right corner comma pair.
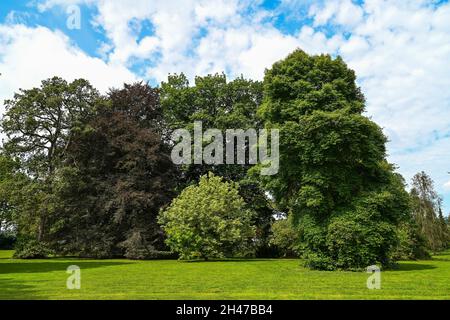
257,49 -> 410,270
158,173 -> 255,260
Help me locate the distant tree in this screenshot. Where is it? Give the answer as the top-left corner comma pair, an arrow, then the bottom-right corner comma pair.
0,77 -> 99,251
391,219 -> 430,260
50,82 -> 176,258
437,199 -> 449,249
410,172 -> 448,252
158,173 -> 255,260
257,49 -> 410,270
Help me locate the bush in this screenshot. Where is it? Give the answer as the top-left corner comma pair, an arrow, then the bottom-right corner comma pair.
119,231 -> 178,260
158,173 -> 255,260
326,211 -> 397,270
391,221 -> 430,260
13,237 -> 52,259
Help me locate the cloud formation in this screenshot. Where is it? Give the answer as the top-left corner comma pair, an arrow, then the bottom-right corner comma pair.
0,23 -> 136,116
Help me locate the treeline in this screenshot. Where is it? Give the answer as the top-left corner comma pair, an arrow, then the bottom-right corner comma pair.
0,49 -> 449,270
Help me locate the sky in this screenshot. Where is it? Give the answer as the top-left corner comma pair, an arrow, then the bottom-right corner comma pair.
0,0 -> 449,214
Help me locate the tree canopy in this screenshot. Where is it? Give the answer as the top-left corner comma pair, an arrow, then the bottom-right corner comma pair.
258,49 -> 411,270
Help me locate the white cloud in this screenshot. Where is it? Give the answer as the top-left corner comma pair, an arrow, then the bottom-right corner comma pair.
0,24 -> 136,116
309,0 -> 364,28
444,180 -> 450,190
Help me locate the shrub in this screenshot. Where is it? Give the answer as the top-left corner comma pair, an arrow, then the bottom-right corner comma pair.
13,237 -> 52,259
118,231 -> 178,260
326,211 -> 397,270
391,221 -> 430,260
257,49 -> 411,270
158,173 -> 255,260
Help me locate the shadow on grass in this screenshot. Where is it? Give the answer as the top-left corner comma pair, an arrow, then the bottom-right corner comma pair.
0,261 -> 132,274
392,262 -> 437,271
0,278 -> 42,300
182,258 -> 279,263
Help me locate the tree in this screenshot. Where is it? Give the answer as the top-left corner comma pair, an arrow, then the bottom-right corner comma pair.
410,171 -> 449,252
391,219 -> 430,260
160,73 -> 274,256
257,49 -> 410,270
0,77 -> 99,247
161,73 -> 264,183
158,173 -> 255,260
50,82 -> 176,258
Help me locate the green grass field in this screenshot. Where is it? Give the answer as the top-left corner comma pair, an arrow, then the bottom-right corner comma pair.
1,250 -> 449,299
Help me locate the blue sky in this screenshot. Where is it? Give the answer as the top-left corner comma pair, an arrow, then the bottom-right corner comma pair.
1,0 -> 450,214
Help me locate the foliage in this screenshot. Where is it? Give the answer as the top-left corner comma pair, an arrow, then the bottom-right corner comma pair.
161,73 -> 274,256
391,220 -> 430,260
13,236 -> 52,259
0,77 -> 100,243
1,77 -> 99,178
49,82 -> 176,258
0,155 -> 19,233
410,171 -> 449,252
158,173 -> 255,260
269,216 -> 300,257
257,49 -> 410,270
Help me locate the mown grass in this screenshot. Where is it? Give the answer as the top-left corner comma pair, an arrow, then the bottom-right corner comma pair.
0,250 -> 449,299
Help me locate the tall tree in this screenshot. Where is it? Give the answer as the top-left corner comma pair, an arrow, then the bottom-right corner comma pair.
160,73 -> 274,256
0,77 -> 99,244
410,171 -> 448,252
51,82 -> 176,258
258,49 -> 410,270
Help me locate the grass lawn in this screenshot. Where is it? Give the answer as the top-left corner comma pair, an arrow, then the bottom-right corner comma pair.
0,250 -> 449,300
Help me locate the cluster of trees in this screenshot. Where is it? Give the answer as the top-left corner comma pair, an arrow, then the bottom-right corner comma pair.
407,172 -> 449,254
0,49 -> 448,270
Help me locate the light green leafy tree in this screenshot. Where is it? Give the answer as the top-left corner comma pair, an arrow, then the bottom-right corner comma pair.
158,173 -> 255,260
